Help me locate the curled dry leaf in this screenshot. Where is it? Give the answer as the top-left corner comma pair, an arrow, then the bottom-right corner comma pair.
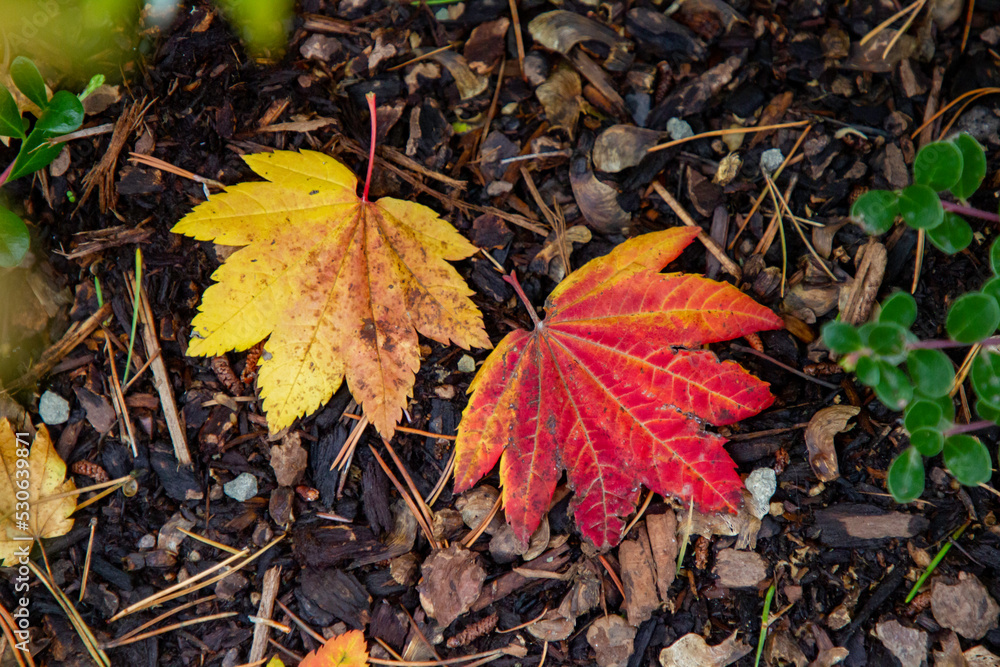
530,225 -> 592,282
587,615 -> 636,667
528,10 -> 633,71
658,632 -> 751,667
270,431 -> 308,487
172,150 -> 490,437
804,405 -> 858,482
0,419 -> 76,565
418,544 -> 486,627
570,143 -> 631,233
425,50 -> 488,100
535,65 -> 584,136
593,125 -> 664,173
454,228 -> 783,548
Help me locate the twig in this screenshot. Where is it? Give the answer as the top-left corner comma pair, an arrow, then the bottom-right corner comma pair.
248,566 -> 282,663
649,181 -> 742,280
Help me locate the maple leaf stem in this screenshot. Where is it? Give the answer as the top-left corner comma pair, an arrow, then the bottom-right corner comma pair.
363,92 -> 377,203
503,271 -> 542,328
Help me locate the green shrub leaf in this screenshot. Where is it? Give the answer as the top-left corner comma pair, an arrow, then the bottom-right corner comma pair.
910,428 -> 944,457
821,321 -> 862,354
913,141 -> 963,192
10,56 -> 48,110
878,291 -> 917,328
976,399 -> 1000,425
855,356 -> 880,386
946,293 -> 1000,343
7,92 -> 84,183
991,239 -> 1000,276
0,206 -> 30,268
904,399 -> 943,432
971,349 -> 1000,407
906,349 -> 954,398
0,85 -> 24,139
898,184 -> 944,230
874,361 -> 913,410
943,434 -> 993,486
926,212 -> 972,255
850,190 -> 898,234
887,447 -> 925,503
950,133 -> 987,200
867,323 -> 908,357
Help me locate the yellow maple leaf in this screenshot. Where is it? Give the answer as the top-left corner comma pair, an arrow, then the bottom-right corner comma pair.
0,419 -> 76,566
173,149 -> 491,437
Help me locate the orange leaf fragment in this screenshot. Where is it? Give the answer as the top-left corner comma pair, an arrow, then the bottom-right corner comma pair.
453,228 -> 784,549
299,630 -> 369,667
172,150 -> 491,437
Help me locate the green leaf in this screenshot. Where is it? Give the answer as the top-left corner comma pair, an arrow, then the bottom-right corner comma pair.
950,133 -> 987,200
855,356 -> 880,386
10,56 -> 48,110
906,349 -> 954,398
926,212 -> 972,255
943,434 -> 993,486
904,399 -> 943,432
910,428 -> 944,457
992,238 -> 1000,276
32,90 -> 84,135
874,361 -> 913,410
79,73 -> 105,102
851,190 -> 898,234
913,141 -> 963,192
7,92 -> 84,183
898,184 -> 944,230
878,291 -> 917,328
983,277 -> 1000,307
0,206 -> 30,268
976,399 -> 1000,425
0,84 -> 24,139
867,323 -> 908,357
822,321 -> 862,354
926,393 -> 956,422
971,349 -> 1000,408
887,447 -> 925,503
946,292 -> 1000,343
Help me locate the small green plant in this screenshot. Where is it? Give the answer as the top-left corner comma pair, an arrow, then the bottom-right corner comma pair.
851,133 -> 991,254
0,57 -> 88,267
822,266 -> 1000,502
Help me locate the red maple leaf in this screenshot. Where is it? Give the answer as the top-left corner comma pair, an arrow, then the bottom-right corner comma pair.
453,228 -> 784,549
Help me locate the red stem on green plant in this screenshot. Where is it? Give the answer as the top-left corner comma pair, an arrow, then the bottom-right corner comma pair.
941,200 -> 1000,224
503,272 -> 542,328
0,160 -> 15,189
908,335 -> 1000,350
363,92 -> 377,203
944,420 -> 995,437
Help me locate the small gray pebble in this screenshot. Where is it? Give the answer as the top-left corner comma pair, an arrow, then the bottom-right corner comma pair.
223,473 -> 258,502
457,354 -> 477,373
39,390 -> 70,425
666,117 -> 694,141
760,148 -> 785,176
745,468 -> 777,520
137,534 -> 156,550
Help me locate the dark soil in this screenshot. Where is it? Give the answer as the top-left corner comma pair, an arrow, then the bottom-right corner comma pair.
4,1 -> 1000,666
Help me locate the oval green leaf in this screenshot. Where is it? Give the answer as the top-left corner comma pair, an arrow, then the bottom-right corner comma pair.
822,321 -> 862,354
10,56 -> 47,110
910,427 -> 944,457
898,184 -> 944,230
950,133 -> 987,200
946,292 -> 1000,343
874,361 -> 913,410
851,190 -> 898,235
983,276 -> 1000,307
904,399 -> 943,432
33,90 -> 83,135
991,238 -> 1000,276
0,84 -> 24,139
0,206 -> 30,268
866,323 -> 908,357
943,434 -> 993,486
971,349 -> 1000,407
925,393 -> 956,423
887,447 -> 925,503
977,398 -> 1000,425
906,349 -> 954,398
855,355 -> 880,386
878,291 -> 917,329
926,212 -> 972,255
913,141 -> 963,192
